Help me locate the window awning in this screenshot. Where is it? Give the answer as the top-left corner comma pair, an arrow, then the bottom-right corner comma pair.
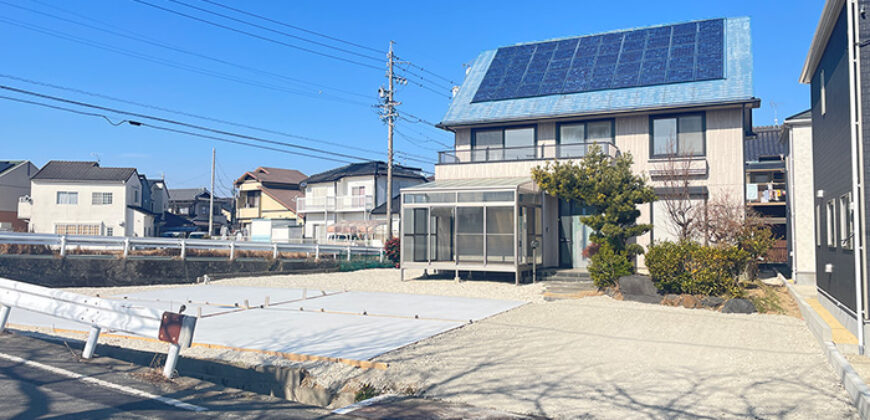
402,177 -> 537,192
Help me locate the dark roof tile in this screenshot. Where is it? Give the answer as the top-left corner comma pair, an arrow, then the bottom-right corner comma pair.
32,161 -> 137,182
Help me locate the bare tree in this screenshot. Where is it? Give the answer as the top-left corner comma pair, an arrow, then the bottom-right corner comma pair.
657,150 -> 704,241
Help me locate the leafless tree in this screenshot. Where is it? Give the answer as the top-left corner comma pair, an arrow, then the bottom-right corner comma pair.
657,150 -> 705,241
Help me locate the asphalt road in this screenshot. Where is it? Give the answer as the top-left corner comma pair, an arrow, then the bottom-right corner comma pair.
0,332 -> 346,419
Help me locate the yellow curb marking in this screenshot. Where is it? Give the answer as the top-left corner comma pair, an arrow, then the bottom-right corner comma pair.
806,298 -> 859,345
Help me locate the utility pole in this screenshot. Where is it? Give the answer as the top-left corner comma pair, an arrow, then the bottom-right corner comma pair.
380,41 -> 405,240
209,147 -> 215,237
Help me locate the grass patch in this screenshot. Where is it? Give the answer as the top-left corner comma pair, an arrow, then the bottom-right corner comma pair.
745,282 -> 785,314
339,259 -> 394,272
354,383 -> 380,402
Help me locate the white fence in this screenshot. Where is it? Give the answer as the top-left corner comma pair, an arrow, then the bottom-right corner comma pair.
0,232 -> 384,262
0,277 -> 194,378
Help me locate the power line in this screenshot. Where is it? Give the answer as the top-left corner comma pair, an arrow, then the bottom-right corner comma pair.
20,0 -> 372,100
131,0 -> 383,71
395,65 -> 453,91
0,84 -> 371,162
398,58 -> 457,86
168,0 -> 381,62
0,92 -> 353,164
199,0 -> 382,54
0,15 -> 371,107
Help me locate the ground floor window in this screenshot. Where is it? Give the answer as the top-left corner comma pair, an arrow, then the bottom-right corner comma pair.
55,224 -> 100,236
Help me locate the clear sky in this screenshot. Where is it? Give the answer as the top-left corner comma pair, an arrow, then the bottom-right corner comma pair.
0,0 -> 822,196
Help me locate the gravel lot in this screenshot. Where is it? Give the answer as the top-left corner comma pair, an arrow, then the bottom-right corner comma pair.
59,269 -> 857,418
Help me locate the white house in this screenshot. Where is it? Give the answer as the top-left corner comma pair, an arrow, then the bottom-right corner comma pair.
0,160 -> 38,231
297,161 -> 427,242
18,161 -> 157,236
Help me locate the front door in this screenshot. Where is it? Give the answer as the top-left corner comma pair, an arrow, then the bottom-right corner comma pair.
558,200 -> 591,269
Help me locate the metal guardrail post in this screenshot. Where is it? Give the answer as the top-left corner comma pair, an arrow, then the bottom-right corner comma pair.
123,237 -> 130,258
180,239 -> 186,260
82,326 -> 101,359
347,245 -> 351,261
59,235 -> 67,257
272,243 -> 278,259
315,244 -> 320,260
0,305 -> 9,331
163,343 -> 180,379
229,242 -> 235,260
379,248 -> 384,263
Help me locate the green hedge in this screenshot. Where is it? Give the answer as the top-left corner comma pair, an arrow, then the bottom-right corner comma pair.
645,240 -> 746,297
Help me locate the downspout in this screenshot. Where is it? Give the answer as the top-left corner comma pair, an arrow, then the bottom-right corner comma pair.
848,0 -> 866,354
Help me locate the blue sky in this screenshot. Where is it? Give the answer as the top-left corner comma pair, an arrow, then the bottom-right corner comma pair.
0,0 -> 821,195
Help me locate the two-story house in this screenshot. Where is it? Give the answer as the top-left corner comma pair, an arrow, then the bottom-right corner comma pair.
167,188 -> 232,235
18,161 -> 156,236
744,126 -> 788,263
0,160 -> 38,231
801,0 -> 870,348
297,161 -> 427,242
400,17 -> 757,283
781,110 -> 815,286
234,166 -> 306,233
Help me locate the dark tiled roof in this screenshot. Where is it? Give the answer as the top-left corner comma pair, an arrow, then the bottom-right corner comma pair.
32,161 -> 136,181
169,188 -> 209,202
370,194 -> 400,215
304,161 -> 425,185
260,187 -> 303,213
234,167 -> 306,186
745,126 -> 785,162
785,109 -> 811,121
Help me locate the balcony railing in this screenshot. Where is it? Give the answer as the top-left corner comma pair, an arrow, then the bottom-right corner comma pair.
437,142 -> 618,164
297,195 -> 374,213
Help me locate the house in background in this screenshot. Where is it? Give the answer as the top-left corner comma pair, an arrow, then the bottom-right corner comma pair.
744,125 -> 788,264
167,188 -> 232,235
402,17 -> 756,282
140,176 -> 169,215
297,161 -> 427,243
781,110 -> 815,286
0,160 -> 38,231
17,161 -> 157,236
234,167 -> 306,234
801,0 -> 870,343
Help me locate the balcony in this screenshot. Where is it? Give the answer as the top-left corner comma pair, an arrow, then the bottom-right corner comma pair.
297,195 -> 374,213
437,142 -> 619,164
237,207 -> 261,219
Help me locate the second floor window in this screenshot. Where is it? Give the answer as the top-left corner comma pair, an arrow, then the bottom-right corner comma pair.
92,192 -> 113,205
651,113 -> 705,158
245,191 -> 260,208
56,191 -> 78,205
472,126 -> 536,161
352,186 -> 366,207
558,120 -> 614,157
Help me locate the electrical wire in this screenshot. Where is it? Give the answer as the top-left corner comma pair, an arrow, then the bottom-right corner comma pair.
168,0 -> 381,62
199,0 -> 383,54
131,0 -> 383,71
21,0 -> 373,100
0,15 -> 371,107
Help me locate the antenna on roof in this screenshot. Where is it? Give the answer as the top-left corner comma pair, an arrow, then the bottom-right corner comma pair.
90,152 -> 101,165
769,101 -> 780,126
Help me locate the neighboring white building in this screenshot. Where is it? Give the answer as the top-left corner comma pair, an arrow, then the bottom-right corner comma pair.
18,161 -> 157,236
0,160 -> 38,231
782,110 -> 815,286
297,161 -> 427,243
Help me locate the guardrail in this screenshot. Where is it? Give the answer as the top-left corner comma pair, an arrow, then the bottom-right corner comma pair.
0,232 -> 384,262
0,277 -> 195,378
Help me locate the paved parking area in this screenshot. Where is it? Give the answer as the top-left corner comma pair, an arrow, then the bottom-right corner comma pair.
8,284 -> 523,361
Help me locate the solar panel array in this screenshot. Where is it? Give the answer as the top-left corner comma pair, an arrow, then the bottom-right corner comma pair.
472,19 -> 725,103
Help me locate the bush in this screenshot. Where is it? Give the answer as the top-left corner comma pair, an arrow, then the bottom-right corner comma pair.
588,242 -> 633,287
384,237 -> 400,266
645,240 -> 746,297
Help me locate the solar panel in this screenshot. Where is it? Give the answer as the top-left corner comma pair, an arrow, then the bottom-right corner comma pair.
471,19 -> 726,103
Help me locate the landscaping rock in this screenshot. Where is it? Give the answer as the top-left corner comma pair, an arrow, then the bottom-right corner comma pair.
662,294 -> 681,306
761,276 -> 784,287
680,295 -> 701,309
618,275 -> 661,304
701,296 -> 725,308
721,298 -> 757,314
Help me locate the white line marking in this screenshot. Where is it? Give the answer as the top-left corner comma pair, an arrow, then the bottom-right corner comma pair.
332,393 -> 399,414
0,352 -> 206,412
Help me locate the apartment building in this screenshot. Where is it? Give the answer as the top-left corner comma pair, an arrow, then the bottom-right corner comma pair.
297,161 -> 426,242
401,17 -> 756,282
17,161 -> 156,236
234,166 -> 306,233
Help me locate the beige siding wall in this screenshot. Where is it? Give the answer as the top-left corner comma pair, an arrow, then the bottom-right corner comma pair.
787,122 -> 816,282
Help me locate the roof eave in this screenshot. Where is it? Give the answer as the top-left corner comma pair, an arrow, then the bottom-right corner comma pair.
800,0 -> 845,84
439,97 -> 760,129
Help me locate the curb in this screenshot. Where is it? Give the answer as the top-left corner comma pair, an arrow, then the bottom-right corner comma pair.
781,274 -> 870,419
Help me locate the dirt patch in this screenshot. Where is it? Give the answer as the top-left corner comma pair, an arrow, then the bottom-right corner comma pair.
744,282 -> 801,318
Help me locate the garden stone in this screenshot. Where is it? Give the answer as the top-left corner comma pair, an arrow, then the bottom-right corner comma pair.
761,277 -> 784,287
722,298 -> 756,314
618,275 -> 661,304
681,295 -> 701,309
701,296 -> 725,308
662,294 -> 681,306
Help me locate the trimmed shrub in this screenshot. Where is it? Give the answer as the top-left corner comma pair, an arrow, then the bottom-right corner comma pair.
588,242 -> 633,288
644,240 -> 696,294
645,241 -> 747,297
384,237 -> 400,266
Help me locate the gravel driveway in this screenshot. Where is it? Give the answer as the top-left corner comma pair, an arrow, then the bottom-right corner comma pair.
350,296 -> 857,419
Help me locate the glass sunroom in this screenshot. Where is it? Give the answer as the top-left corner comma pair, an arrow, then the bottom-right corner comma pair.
400,177 -> 543,284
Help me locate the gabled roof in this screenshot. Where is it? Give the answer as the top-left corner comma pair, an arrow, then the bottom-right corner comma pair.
32,161 -> 136,182
234,166 -> 306,187
304,161 -> 426,185
800,0 -> 844,84
441,17 -> 755,127
0,161 -> 23,177
746,126 -> 786,162
784,109 -> 812,122
259,187 -> 303,213
371,194 -> 400,215
168,188 -> 210,202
